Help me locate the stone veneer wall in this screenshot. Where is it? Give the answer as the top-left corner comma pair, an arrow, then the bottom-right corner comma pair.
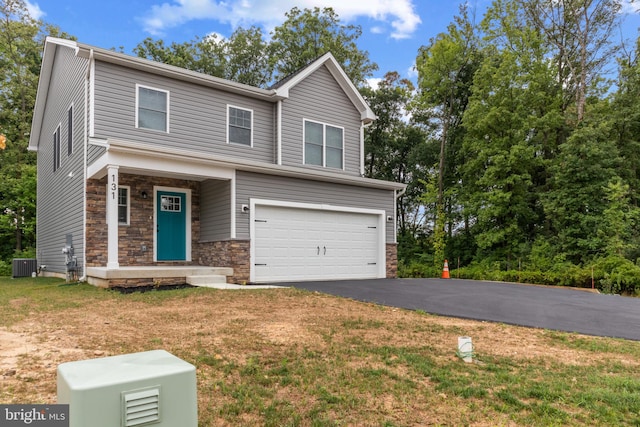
195,240 -> 250,284
86,174 -> 201,267
386,243 -> 398,278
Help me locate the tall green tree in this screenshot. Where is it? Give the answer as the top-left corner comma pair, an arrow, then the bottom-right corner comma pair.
0,0 -> 41,255
362,72 -> 432,243
0,0 -> 69,257
462,0 -> 560,263
543,120 -> 620,262
610,37 -> 640,205
269,7 -> 378,87
522,0 -> 622,123
414,5 -> 480,266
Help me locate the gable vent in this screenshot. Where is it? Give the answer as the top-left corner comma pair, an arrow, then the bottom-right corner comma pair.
122,386 -> 161,426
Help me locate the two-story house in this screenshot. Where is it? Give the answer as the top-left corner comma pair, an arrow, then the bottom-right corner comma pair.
28,37 -> 405,288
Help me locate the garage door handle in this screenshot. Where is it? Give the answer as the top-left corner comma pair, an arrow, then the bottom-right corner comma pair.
324,246 -> 326,255
317,246 -> 320,255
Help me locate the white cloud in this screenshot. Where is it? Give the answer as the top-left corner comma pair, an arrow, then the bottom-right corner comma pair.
366,77 -> 383,89
406,63 -> 418,79
140,0 -> 421,39
620,0 -> 638,14
24,0 -> 45,20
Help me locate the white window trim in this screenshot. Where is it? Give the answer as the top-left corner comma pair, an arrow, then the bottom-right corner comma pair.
227,104 -> 254,147
135,84 -> 170,133
303,119 -> 345,170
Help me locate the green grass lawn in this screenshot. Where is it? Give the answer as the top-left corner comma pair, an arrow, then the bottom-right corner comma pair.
1,277 -> 639,426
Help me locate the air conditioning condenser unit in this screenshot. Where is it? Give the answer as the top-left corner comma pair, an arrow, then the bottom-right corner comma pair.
57,350 -> 197,427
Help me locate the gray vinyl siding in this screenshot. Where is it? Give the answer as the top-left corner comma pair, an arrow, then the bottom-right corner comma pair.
93,61 -> 275,163
280,65 -> 361,176
200,179 -> 232,241
235,171 -> 395,243
87,144 -> 105,166
36,46 -> 88,275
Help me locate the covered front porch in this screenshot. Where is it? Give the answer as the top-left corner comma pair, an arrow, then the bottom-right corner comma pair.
84,138 -> 247,288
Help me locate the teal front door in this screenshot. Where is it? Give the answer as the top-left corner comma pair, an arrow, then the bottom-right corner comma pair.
157,191 -> 187,261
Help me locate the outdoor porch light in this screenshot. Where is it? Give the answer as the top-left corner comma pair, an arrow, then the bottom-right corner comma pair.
141,191 -> 148,199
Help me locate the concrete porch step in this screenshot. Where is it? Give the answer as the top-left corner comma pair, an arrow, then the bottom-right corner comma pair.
186,275 -> 228,287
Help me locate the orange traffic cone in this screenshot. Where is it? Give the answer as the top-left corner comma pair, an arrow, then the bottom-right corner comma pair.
442,259 -> 450,279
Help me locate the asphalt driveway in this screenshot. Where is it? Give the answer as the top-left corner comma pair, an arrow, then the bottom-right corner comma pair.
289,278 -> 640,341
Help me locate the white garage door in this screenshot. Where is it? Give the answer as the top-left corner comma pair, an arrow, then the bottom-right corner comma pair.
252,204 -> 384,283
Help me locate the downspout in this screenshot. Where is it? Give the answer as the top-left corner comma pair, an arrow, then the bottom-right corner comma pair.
360,121 -> 372,177
80,49 -> 94,281
277,100 -> 282,165
394,186 -> 407,245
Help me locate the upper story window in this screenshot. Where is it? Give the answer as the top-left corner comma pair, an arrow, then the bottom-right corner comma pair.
53,125 -> 61,172
304,120 -> 344,169
67,104 -> 73,156
136,85 -> 169,132
228,105 -> 252,146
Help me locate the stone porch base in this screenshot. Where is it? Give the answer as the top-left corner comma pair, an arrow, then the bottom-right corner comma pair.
86,266 -> 233,288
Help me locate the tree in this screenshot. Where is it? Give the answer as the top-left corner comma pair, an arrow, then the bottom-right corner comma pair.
269,7 -> 378,87
543,121 -> 620,262
0,0 -> 70,257
522,0 -> 622,123
0,0 -> 41,255
462,0 -> 561,263
362,73 -> 432,245
135,27 -> 273,87
610,37 -> 640,205
414,5 -> 480,266
598,177 -> 639,257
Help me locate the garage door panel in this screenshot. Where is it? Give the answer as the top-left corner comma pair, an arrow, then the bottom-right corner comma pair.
253,204 -> 383,282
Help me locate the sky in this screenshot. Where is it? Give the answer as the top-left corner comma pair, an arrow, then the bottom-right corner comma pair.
25,0 -> 640,87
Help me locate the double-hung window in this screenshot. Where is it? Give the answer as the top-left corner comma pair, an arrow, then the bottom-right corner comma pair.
304,120 -> 344,169
228,106 -> 252,146
136,85 -> 169,132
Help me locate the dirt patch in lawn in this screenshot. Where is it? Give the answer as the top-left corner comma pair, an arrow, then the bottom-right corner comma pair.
0,287 -> 638,425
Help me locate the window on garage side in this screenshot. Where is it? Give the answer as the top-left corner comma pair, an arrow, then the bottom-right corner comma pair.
136,85 -> 169,132
304,120 -> 343,169
228,106 -> 253,146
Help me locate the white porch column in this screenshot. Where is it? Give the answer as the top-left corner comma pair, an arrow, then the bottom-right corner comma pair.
106,165 -> 119,269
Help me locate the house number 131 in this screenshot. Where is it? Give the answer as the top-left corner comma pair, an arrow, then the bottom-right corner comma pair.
110,174 -> 117,200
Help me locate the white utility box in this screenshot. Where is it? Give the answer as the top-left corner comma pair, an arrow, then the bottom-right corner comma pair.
57,350 -> 197,427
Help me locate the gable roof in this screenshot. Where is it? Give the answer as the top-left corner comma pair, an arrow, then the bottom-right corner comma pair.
271,52 -> 376,123
29,38 -> 376,151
